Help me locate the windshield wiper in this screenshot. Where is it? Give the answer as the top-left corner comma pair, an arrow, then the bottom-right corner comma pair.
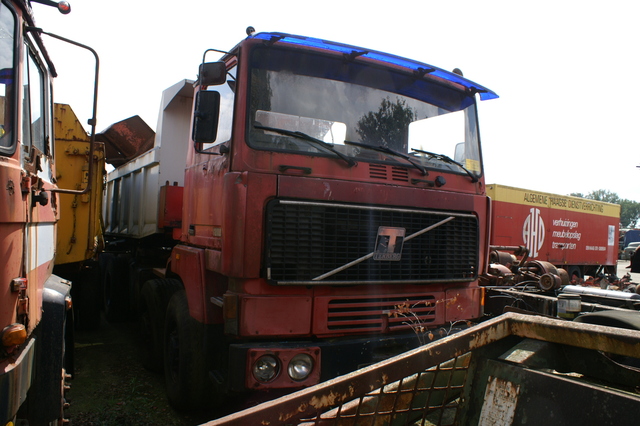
343,140 -> 427,175
411,148 -> 478,182
255,125 -> 356,167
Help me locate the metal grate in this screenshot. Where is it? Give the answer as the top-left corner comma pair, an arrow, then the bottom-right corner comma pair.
369,163 -> 388,180
265,200 -> 479,284
368,163 -> 410,182
391,166 -> 409,182
298,354 -> 470,425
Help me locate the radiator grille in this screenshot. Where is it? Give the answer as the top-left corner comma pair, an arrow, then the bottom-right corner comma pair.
265,200 -> 478,284
325,294 -> 437,332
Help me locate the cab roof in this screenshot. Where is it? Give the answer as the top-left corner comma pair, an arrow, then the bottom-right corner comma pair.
249,32 -> 498,101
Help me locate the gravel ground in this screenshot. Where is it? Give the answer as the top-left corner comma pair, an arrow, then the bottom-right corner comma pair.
68,318 -> 224,426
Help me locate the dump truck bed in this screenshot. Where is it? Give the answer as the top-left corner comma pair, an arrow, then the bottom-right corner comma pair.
205,312 -> 640,425
102,80 -> 193,239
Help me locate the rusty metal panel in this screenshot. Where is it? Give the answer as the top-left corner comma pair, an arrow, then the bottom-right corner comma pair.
54,103 -> 91,143
463,358 -> 640,425
97,115 -> 154,167
477,376 -> 519,426
203,313 -> 640,426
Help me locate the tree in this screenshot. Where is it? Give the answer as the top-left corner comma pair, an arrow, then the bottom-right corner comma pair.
619,199 -> 640,228
571,190 -> 640,228
355,97 -> 416,151
580,189 -> 621,204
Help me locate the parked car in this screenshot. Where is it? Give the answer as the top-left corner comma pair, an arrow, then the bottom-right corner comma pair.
622,242 -> 640,260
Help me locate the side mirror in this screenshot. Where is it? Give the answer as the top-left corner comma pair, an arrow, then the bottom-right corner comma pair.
192,90 -> 220,144
198,62 -> 227,86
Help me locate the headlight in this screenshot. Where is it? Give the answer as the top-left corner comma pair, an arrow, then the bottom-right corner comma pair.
252,355 -> 279,382
287,353 -> 314,381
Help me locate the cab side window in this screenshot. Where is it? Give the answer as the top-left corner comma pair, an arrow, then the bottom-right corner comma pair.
22,46 -> 47,156
0,2 -> 16,154
203,64 -> 236,151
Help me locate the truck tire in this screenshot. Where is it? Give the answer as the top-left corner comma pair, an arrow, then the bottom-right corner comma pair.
139,278 -> 181,372
23,276 -> 73,425
101,254 -> 130,322
164,290 -> 210,411
129,262 -> 155,320
567,266 -> 582,282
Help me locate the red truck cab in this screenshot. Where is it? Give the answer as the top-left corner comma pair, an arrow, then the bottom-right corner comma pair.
165,31 -> 497,409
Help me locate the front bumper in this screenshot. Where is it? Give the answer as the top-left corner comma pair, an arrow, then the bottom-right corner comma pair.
0,337 -> 35,423
227,330 -> 433,392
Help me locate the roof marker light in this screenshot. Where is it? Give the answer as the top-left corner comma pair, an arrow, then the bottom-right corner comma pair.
30,1 -> 71,14
58,1 -> 71,14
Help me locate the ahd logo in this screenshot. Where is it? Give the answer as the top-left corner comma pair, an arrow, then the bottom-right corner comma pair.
522,207 -> 545,258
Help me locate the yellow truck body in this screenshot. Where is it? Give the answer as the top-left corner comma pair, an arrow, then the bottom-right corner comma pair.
54,103 -> 105,265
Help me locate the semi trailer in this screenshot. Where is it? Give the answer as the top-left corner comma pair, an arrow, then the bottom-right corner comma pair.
487,183 -> 620,280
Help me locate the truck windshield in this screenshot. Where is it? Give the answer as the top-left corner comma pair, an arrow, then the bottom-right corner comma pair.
247,45 -> 482,178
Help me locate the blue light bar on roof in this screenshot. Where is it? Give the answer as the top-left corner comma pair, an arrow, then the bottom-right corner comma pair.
250,32 -> 498,101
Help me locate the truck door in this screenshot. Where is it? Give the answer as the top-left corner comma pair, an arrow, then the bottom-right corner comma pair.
185,63 -> 236,248
21,33 -> 56,332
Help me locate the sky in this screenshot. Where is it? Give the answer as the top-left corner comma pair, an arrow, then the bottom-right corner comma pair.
33,0 -> 640,202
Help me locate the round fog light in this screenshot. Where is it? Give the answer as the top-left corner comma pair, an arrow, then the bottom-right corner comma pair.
288,354 -> 314,381
252,355 -> 279,382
